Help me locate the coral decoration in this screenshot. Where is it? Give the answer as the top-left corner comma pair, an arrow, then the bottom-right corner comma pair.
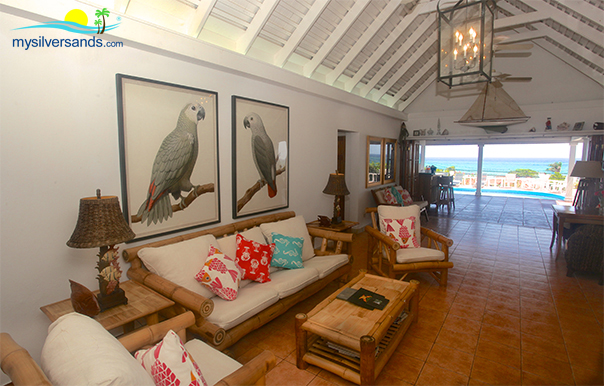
69,280 -> 100,317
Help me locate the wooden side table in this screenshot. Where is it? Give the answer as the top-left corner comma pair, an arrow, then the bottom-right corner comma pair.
41,280 -> 175,333
307,220 -> 358,253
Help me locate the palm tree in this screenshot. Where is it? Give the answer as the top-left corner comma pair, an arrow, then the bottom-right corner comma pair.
547,161 -> 562,174
95,8 -> 110,34
94,19 -> 102,34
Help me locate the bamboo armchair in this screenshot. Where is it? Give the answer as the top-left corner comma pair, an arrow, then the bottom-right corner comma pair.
364,206 -> 453,286
0,312 -> 276,386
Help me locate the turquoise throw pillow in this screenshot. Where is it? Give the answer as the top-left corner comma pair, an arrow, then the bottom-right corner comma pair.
391,186 -> 404,205
270,233 -> 304,269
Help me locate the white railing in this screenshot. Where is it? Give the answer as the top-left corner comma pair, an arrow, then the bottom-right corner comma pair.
458,173 -> 567,194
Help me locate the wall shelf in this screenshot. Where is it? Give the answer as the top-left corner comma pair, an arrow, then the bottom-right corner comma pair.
409,129 -> 603,145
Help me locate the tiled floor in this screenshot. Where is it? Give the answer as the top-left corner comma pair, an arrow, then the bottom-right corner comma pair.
225,197 -> 603,386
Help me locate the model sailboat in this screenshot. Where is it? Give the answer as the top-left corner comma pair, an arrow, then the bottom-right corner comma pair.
455,80 -> 530,133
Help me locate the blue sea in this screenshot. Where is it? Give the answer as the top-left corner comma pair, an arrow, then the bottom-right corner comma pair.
424,157 -> 573,176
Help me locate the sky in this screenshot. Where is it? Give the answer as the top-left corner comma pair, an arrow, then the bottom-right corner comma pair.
425,143 -> 583,159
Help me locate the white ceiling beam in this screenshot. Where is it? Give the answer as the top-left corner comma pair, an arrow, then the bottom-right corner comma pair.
345,0 -> 438,93
525,0 -> 604,45
273,0 -> 330,68
497,2 -> 603,71
494,10 -> 547,30
113,0 -> 130,13
236,0 -> 279,54
394,59 -> 437,110
371,29 -> 437,102
325,0 -> 402,85
555,0 -> 603,25
536,39 -> 604,86
359,15 -> 435,98
303,0 -> 371,78
186,0 -> 217,38
496,30 -> 546,44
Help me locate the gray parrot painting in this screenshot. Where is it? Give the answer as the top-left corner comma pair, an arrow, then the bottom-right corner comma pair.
137,102 -> 205,225
243,112 -> 277,198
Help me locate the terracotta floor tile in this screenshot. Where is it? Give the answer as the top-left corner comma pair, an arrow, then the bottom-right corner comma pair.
479,324 -> 521,349
482,309 -> 521,331
572,364 -> 604,386
417,363 -> 470,386
435,328 -> 479,354
520,333 -> 568,363
520,319 -> 563,341
257,329 -> 297,359
374,371 -> 413,386
427,343 -> 474,377
448,302 -> 485,322
442,314 -> 481,336
475,338 -> 521,370
522,352 -> 574,385
562,328 -> 604,353
471,356 -> 521,386
407,320 -> 441,342
565,344 -> 604,372
308,375 -> 339,386
485,297 -> 520,318
381,352 -> 424,385
520,307 -> 559,325
398,334 -> 434,361
457,283 -> 491,298
265,360 -> 317,386
519,280 -> 550,292
520,370 -> 559,385
520,288 -> 553,302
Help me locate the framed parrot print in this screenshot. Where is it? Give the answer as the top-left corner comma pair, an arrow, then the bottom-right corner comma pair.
232,96 -> 289,219
117,74 -> 220,241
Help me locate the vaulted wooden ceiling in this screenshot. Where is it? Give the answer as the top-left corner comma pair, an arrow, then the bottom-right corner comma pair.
97,0 -> 603,111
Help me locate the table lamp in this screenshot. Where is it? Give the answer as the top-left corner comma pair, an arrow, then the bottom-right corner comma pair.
570,161 -> 604,210
67,189 -> 135,311
322,171 -> 350,225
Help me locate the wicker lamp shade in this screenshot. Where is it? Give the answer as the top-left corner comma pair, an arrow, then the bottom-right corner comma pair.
67,192 -> 135,249
322,172 -> 350,196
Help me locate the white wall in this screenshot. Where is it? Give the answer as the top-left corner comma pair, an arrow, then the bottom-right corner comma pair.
0,5 -> 399,378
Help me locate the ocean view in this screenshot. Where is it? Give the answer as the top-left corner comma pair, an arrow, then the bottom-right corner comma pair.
424,157 -> 572,176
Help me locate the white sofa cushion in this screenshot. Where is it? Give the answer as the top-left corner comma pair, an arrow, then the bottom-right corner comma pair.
260,267 -> 319,298
207,283 -> 279,330
138,234 -> 219,299
41,312 -> 154,386
185,339 -> 242,386
260,215 -> 315,261
302,254 -> 349,279
217,227 -> 266,261
396,247 -> 445,264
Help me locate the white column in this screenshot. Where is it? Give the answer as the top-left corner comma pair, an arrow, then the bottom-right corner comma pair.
476,143 -> 484,196
420,140 -> 426,171
565,137 -> 581,202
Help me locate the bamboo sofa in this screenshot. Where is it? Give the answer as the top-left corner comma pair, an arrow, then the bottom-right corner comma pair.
123,211 -> 353,351
0,311 -> 275,386
365,206 -> 453,286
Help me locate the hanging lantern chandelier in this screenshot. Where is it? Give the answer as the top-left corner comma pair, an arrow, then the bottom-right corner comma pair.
438,0 -> 496,87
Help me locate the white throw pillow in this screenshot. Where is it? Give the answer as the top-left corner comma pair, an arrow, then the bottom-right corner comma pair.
41,312 -> 154,386
260,215 -> 315,261
138,234 -> 219,299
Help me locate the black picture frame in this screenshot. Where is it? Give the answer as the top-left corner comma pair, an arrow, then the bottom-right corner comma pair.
116,74 -> 220,241
232,96 -> 289,218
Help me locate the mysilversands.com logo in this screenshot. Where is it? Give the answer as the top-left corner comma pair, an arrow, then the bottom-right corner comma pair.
12,8 -> 124,50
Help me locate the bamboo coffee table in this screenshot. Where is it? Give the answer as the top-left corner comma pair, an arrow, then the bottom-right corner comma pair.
295,272 -> 419,385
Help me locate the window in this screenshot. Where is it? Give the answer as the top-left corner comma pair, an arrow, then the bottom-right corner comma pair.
366,136 -> 397,188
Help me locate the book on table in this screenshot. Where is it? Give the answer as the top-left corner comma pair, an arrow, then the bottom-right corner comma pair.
338,287 -> 389,310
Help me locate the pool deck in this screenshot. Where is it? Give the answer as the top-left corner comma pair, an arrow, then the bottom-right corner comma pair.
426,193 -> 563,229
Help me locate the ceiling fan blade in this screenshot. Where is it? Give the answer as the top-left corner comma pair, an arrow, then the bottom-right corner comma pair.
494,52 -> 532,58
500,77 -> 532,82
494,43 -> 534,51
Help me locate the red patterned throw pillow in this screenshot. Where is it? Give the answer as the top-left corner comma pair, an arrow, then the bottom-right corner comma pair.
194,246 -> 242,301
382,188 -> 399,205
135,330 -> 208,386
236,234 -> 274,283
396,187 -> 414,206
380,216 -> 420,248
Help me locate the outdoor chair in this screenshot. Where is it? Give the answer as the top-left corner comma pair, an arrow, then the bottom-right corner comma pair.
437,176 -> 454,211
364,206 -> 454,286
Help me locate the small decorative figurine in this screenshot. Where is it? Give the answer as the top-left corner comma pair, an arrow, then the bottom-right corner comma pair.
529,127 -> 536,132
420,129 -> 426,136
70,280 -> 100,317
545,117 -> 552,131
427,128 -> 434,136
442,129 -> 449,135
557,122 -> 569,131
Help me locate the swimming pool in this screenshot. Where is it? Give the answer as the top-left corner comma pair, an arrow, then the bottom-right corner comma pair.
455,187 -> 565,200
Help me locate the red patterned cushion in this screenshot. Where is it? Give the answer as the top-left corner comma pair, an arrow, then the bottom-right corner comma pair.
236,234 -> 274,283
382,188 -> 399,205
195,246 -> 242,301
135,330 -> 208,386
380,216 -> 420,248
396,187 -> 414,206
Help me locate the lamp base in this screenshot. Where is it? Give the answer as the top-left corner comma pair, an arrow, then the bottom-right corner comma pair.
97,288 -> 128,311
